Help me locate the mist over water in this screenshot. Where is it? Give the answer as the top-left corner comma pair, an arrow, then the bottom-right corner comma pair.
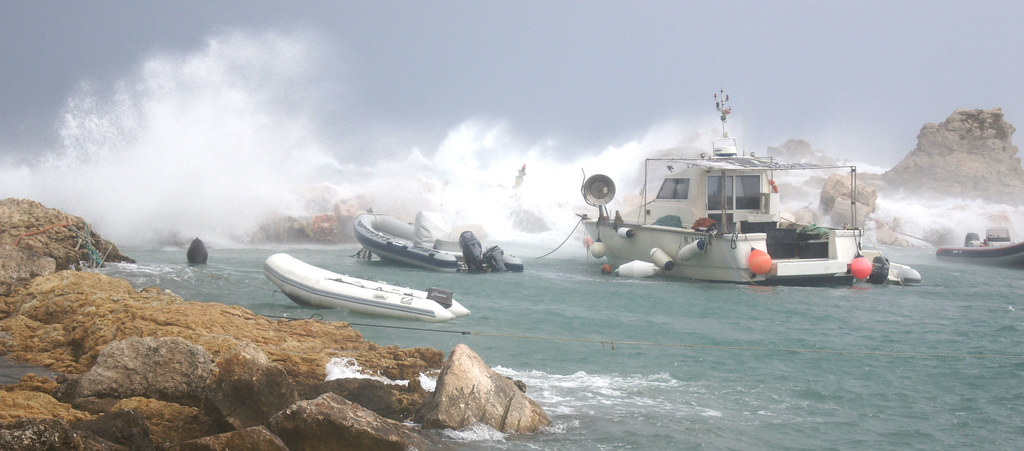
2,30 -> 1022,248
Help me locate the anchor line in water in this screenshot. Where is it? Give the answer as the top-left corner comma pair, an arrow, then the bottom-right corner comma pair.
534,216 -> 585,259
253,314 -> 1024,359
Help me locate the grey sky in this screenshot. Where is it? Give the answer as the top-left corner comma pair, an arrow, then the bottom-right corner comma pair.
2,0 -> 1022,166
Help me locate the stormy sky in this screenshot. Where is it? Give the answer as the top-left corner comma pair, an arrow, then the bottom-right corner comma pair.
2,0 -> 1022,166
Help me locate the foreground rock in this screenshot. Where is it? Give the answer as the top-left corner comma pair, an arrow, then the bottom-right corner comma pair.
269,392 -> 429,450
884,108 -> 1024,203
0,198 -> 133,270
416,344 -> 550,433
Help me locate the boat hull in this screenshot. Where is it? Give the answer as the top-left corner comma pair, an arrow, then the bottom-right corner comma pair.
584,220 -> 860,285
263,253 -> 469,322
935,242 -> 1024,266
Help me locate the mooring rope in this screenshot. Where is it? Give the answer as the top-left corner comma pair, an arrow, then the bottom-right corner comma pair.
254,313 -> 1024,359
534,216 -> 585,259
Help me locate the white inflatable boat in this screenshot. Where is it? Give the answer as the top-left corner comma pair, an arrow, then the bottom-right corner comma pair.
263,253 -> 470,322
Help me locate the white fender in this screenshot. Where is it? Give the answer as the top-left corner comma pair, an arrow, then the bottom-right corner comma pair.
617,228 -> 635,239
615,260 -> 659,278
590,241 -> 607,258
650,248 -> 675,271
676,239 -> 706,261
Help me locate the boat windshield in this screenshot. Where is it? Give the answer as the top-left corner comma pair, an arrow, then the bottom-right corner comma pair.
707,175 -> 759,210
656,178 -> 690,200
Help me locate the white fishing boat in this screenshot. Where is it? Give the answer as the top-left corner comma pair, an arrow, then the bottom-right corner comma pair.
263,253 -> 470,322
579,89 -> 920,286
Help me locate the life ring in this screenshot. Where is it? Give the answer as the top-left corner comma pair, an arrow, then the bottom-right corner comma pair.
768,179 -> 779,193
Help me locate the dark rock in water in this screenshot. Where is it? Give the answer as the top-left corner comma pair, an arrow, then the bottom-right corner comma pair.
187,237 -> 208,264
71,409 -> 156,450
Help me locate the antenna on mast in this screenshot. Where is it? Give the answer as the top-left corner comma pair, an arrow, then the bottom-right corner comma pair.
714,88 -> 731,137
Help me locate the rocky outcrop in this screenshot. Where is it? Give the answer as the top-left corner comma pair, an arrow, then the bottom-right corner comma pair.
415,344 -> 550,433
0,198 -> 133,270
819,173 -> 877,227
0,270 -> 442,384
884,108 -> 1024,203
71,409 -> 155,450
267,392 -> 429,451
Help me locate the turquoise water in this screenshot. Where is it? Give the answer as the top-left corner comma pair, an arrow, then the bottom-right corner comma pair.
95,243 -> 1024,450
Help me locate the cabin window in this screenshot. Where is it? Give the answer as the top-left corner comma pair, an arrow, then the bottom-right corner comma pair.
735,175 -> 760,209
656,178 -> 690,200
707,175 -> 761,210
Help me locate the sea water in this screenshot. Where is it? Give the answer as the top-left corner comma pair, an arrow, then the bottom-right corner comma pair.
91,242 -> 1024,450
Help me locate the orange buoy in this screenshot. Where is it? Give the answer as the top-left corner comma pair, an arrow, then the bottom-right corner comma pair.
601,263 -> 612,274
583,236 -> 594,249
850,255 -> 872,279
748,248 -> 772,275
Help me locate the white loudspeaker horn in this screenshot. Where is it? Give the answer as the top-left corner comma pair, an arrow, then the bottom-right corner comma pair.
582,174 -> 616,206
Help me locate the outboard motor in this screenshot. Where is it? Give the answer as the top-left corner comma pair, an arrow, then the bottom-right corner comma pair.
186,237 -> 208,264
867,256 -> 890,285
483,245 -> 507,272
459,231 -> 485,272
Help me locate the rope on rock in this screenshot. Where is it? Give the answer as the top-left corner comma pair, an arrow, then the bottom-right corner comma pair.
13,222 -> 71,247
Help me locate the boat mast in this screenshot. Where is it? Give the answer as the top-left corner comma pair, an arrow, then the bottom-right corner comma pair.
714,88 -> 731,138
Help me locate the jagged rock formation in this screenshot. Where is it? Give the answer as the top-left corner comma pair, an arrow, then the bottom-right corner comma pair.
884,108 -> 1024,203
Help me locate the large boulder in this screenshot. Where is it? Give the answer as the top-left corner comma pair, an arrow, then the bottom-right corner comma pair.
0,246 -> 55,299
0,198 -> 133,270
415,344 -> 550,434
267,392 -> 429,451
203,343 -> 298,430
884,108 -> 1024,203
819,173 -> 877,227
69,337 -> 214,408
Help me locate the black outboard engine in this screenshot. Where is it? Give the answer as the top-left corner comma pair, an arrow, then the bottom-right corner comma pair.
867,256 -> 890,285
483,245 -> 507,272
186,237 -> 208,264
459,231 -> 485,272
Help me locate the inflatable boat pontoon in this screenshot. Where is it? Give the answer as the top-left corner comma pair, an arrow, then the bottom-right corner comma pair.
263,253 -> 469,322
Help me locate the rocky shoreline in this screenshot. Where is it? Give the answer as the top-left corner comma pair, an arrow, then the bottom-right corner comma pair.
0,198 -> 549,449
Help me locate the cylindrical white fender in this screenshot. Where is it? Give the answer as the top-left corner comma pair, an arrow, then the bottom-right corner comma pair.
675,239 -> 706,261
650,248 -> 675,271
590,241 -> 607,258
617,228 -> 635,239
615,260 -> 659,278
